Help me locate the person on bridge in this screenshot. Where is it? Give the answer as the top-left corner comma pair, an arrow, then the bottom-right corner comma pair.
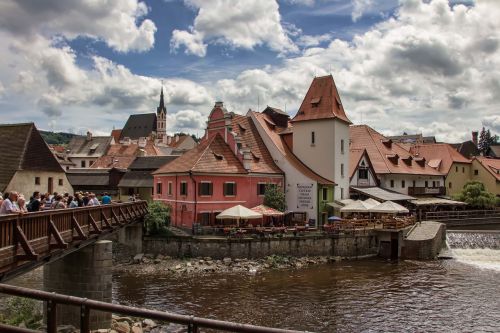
27,191 -> 41,212
101,192 -> 112,205
17,195 -> 28,213
87,193 -> 100,206
0,192 -> 20,215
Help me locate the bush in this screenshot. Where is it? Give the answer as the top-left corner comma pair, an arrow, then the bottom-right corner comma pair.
453,181 -> 500,209
0,297 -> 42,329
263,184 -> 286,212
144,201 -> 171,235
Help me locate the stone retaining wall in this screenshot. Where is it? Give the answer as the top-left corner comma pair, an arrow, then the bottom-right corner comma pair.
401,222 -> 446,260
143,232 -> 379,259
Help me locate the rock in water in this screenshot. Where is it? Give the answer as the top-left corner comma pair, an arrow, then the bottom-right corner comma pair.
133,253 -> 144,264
142,319 -> 157,328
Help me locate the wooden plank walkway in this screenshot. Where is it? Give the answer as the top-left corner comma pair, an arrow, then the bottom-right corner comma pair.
0,201 -> 148,281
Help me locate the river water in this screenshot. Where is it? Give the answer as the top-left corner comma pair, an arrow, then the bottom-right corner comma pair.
9,244 -> 500,332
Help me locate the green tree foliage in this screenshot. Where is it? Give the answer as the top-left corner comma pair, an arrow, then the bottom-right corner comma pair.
144,201 -> 171,235
39,130 -> 77,145
478,127 -> 499,156
0,297 -> 43,329
453,181 -> 500,209
263,184 -> 286,212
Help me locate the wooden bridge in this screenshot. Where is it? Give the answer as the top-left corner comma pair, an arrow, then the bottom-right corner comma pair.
0,201 -> 148,282
425,209 -> 500,228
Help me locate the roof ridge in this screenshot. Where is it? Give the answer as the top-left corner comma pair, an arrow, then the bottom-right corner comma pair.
367,126 -> 392,173
190,134 -> 220,171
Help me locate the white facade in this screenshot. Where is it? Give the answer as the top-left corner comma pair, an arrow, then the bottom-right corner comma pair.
378,174 -> 445,195
350,155 -> 378,188
292,119 -> 350,199
250,112 -> 319,221
6,170 -> 73,196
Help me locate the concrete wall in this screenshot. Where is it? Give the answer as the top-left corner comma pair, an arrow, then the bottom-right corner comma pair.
43,240 -> 112,330
401,223 -> 446,260
6,170 -> 73,196
143,233 -> 378,259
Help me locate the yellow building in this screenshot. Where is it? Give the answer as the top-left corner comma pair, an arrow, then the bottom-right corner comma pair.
471,157 -> 500,196
409,143 -> 472,196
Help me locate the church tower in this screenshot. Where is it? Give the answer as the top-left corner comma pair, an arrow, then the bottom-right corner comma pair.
157,86 -> 167,140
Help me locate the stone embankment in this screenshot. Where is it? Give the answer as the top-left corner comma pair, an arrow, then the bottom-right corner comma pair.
114,252 -> 347,276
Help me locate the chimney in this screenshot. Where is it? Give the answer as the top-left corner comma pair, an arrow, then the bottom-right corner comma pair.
472,131 -> 479,146
86,131 -> 92,141
138,137 -> 147,148
241,148 -> 252,171
175,135 -> 179,142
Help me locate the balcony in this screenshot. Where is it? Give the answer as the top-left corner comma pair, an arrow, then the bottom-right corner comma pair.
408,186 -> 446,196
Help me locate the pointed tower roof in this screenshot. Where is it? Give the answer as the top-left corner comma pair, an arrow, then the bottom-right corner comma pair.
157,86 -> 166,115
291,75 -> 351,124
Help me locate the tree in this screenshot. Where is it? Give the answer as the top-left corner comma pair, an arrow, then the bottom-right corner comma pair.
478,127 -> 487,154
263,184 -> 286,212
144,201 -> 171,235
453,181 -> 500,209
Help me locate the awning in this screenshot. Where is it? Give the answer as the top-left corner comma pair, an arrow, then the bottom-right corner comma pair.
340,200 -> 370,213
326,201 -> 343,209
251,205 -> 284,216
351,187 -> 415,201
363,198 -> 380,209
369,201 -> 409,214
410,197 -> 467,206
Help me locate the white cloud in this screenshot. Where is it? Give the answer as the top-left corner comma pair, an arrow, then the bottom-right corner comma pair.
171,109 -> 206,132
170,0 -> 298,56
297,33 -> 333,47
0,0 -> 156,52
352,0 -> 373,22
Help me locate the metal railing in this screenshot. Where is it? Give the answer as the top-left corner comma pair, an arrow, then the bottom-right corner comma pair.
425,209 -> 500,221
0,284 -> 306,333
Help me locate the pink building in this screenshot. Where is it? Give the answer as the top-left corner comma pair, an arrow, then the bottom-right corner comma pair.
153,102 -> 284,228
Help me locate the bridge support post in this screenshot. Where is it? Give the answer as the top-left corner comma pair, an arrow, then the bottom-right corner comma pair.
117,223 -> 143,254
43,240 -> 112,330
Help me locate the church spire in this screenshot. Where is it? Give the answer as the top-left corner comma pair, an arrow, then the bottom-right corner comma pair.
157,84 -> 166,115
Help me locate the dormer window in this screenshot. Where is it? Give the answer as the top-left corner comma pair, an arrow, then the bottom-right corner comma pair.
213,152 -> 224,160
238,123 -> 247,132
386,154 -> 399,164
402,156 -> 412,166
310,97 -> 321,108
382,139 -> 393,148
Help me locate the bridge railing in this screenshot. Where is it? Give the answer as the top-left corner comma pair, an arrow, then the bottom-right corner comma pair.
0,201 -> 148,279
0,284 -> 304,333
425,209 -> 500,221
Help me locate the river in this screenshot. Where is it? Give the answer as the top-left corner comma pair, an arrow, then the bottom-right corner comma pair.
8,246 -> 500,332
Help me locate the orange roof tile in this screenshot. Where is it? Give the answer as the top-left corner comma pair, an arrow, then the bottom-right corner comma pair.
252,111 -> 334,185
350,125 -> 443,176
154,133 -> 248,174
291,75 -> 351,124
349,148 -> 365,179
474,157 -> 500,181
409,143 -> 471,174
231,114 -> 283,174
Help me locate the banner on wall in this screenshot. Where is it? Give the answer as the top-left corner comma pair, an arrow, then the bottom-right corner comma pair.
297,183 -> 314,209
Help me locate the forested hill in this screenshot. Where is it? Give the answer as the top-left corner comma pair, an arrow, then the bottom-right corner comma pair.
40,130 -> 77,145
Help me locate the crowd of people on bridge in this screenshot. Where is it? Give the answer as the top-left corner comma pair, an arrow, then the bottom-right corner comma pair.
0,191 -> 114,215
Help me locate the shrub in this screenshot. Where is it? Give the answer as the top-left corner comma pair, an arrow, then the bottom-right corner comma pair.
0,297 -> 42,329
263,184 -> 286,212
144,201 -> 171,235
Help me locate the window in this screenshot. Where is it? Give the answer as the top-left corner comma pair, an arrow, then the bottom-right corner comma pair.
156,182 -> 162,195
199,212 -> 210,226
341,163 -> 345,177
199,182 -> 213,196
462,167 -> 465,173
449,182 -> 452,189
456,166 -> 458,172
390,180 -> 394,188
311,131 -> 315,145
425,181 -> 428,187
340,187 -> 344,199
35,177 -> 40,185
402,180 -> 405,188
358,169 -> 368,180
58,179 -> 63,186
180,181 -> 188,196
168,182 -> 173,196
81,160 -> 86,168
341,139 -> 345,154
436,181 -> 440,187
412,180 -> 416,187
432,181 -> 436,187
224,182 -> 237,196
322,188 -> 328,201
474,169 -> 478,175
257,183 -> 266,196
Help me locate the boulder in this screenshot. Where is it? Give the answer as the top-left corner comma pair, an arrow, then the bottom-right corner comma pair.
154,259 -> 162,264
113,321 -> 131,333
223,257 -> 232,265
131,323 -> 143,333
133,253 -> 144,264
57,325 -> 76,333
142,319 -> 157,328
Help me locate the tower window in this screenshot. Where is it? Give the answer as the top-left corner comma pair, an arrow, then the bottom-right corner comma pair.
311,131 -> 315,145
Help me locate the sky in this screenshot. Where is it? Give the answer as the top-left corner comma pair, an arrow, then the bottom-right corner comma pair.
0,0 -> 499,143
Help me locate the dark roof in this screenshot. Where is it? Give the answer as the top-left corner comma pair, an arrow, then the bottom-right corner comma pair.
291,75 -> 351,124
129,156 -> 178,170
455,140 -> 479,159
490,144 -> 500,158
67,173 -> 109,186
0,123 -> 64,192
67,135 -> 112,157
118,170 -> 153,188
120,113 -> 157,140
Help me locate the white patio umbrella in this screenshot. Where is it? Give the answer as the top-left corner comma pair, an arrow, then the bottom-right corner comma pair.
216,205 -> 263,226
340,200 -> 370,213
363,198 -> 380,209
369,201 -> 409,214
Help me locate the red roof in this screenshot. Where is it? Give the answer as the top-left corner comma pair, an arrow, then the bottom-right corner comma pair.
350,125 -> 443,176
154,133 -> 248,174
91,155 -> 136,169
409,143 -> 471,174
252,111 -> 334,185
474,157 -> 500,181
111,129 -> 122,142
291,75 -> 351,124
